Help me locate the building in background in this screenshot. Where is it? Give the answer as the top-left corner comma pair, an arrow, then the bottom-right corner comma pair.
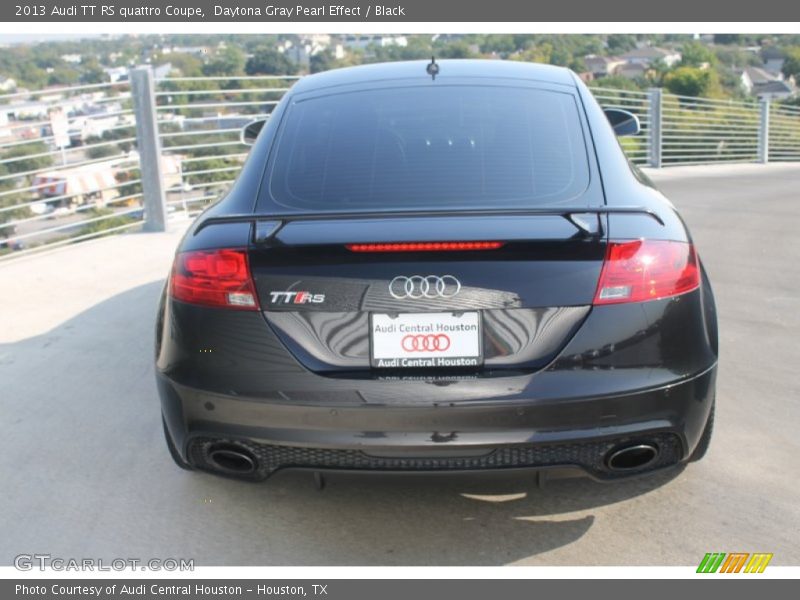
31,155 -> 183,212
761,46 -> 787,74
342,35 -> 408,50
33,162 -> 120,210
0,75 -> 17,92
583,55 -> 628,78
619,46 -> 682,68
741,66 -> 797,99
277,35 -> 345,68
103,66 -> 129,83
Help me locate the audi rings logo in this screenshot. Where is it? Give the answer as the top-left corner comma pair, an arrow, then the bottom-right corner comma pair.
401,334 -> 451,353
389,275 -> 461,299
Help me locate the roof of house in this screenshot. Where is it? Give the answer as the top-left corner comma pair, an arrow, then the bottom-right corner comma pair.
620,47 -> 677,60
761,46 -> 786,60
33,164 -> 118,197
584,55 -> 625,68
753,80 -> 795,95
744,66 -> 783,84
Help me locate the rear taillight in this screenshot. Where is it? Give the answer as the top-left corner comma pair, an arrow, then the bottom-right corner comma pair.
170,249 -> 259,310
346,241 -> 504,252
594,240 -> 700,305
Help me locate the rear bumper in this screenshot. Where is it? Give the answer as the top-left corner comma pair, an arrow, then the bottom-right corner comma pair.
158,364 -> 716,481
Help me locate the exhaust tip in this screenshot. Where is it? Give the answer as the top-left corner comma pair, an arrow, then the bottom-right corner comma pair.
207,444 -> 257,474
606,443 -> 659,471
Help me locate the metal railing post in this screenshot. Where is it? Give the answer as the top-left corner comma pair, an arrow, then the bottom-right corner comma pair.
130,66 -> 167,232
758,97 -> 770,164
648,87 -> 663,168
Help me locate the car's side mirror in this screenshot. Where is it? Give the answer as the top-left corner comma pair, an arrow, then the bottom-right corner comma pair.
241,119 -> 267,146
604,108 -> 641,137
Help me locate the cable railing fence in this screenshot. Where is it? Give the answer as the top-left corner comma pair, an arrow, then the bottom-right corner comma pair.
153,73 -> 301,220
0,79 -> 145,260
1,66 -> 799,261
660,93 -> 762,165
769,103 -> 800,161
589,87 -> 653,165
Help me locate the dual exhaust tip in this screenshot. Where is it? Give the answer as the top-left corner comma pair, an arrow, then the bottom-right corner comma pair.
207,444 -> 258,475
605,443 -> 659,471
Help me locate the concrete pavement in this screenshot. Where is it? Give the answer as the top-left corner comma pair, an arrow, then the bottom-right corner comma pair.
0,164 -> 798,566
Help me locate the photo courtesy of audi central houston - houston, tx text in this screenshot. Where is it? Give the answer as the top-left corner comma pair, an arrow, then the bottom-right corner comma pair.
0,14 -> 798,586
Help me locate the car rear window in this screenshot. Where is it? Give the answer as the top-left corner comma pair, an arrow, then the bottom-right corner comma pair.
262,85 -> 590,212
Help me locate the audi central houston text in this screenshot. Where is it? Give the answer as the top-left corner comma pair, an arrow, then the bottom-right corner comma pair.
156,60 -> 718,483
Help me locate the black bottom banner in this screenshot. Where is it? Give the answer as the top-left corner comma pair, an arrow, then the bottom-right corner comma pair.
3,579 -> 792,600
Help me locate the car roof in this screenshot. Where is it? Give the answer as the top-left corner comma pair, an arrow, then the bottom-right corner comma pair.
290,59 -> 577,94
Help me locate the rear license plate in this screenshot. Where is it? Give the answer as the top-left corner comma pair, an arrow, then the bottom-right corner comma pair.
370,312 -> 483,368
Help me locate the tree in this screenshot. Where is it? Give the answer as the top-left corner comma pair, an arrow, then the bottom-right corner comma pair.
680,41 -> 717,68
0,142 -> 55,241
663,67 -> 720,97
162,52 -> 204,78
368,36 -> 433,63
309,49 -> 337,74
47,67 -> 81,86
80,57 -> 108,84
245,46 -> 296,76
479,35 -> 517,56
782,47 -> 800,80
591,75 -> 643,92
607,35 -> 638,54
78,208 -> 138,237
100,128 -> 135,153
714,47 -> 760,69
202,46 -> 245,77
84,138 -> 120,160
1,142 -> 54,175
713,34 -> 743,45
435,41 -> 477,59
511,42 -> 553,65
115,167 -> 142,199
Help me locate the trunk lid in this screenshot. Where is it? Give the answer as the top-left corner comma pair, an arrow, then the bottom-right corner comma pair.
249,213 -> 603,373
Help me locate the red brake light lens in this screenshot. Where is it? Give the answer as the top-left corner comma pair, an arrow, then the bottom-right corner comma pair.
170,249 -> 259,310
594,240 -> 700,305
346,241 -> 504,252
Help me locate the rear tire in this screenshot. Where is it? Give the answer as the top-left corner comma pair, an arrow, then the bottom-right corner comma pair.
689,402 -> 714,462
163,417 -> 193,471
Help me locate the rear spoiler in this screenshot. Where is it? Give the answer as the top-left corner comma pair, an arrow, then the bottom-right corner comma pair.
195,206 -> 665,241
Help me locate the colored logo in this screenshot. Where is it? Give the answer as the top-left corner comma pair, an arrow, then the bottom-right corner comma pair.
268,291 -> 325,305
401,334 -> 451,352
697,553 -> 773,573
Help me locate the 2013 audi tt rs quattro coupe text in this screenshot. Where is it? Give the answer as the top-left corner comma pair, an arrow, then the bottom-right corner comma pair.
155,60 -> 718,483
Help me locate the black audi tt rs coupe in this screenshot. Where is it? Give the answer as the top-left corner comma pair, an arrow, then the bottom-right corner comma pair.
155,59 -> 718,483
